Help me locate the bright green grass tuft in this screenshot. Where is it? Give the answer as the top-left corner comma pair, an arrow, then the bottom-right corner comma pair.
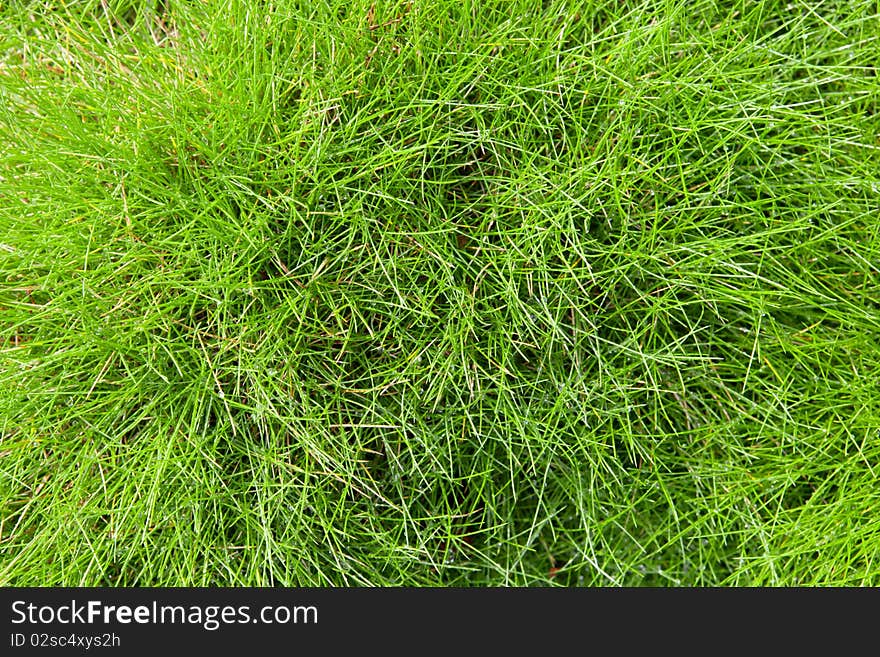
1,0 -> 879,585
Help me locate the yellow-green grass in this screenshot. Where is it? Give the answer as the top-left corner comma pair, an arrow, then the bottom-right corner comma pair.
1,0 -> 878,585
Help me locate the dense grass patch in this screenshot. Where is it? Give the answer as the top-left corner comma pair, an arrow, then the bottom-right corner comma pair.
1,0 -> 879,585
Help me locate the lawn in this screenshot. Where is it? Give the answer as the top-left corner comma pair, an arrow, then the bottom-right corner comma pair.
1,0 -> 879,586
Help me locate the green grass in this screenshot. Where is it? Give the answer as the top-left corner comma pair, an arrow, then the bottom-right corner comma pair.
1,0 -> 879,586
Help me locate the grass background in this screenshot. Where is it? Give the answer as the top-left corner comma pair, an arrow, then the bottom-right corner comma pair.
1,0 -> 878,585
